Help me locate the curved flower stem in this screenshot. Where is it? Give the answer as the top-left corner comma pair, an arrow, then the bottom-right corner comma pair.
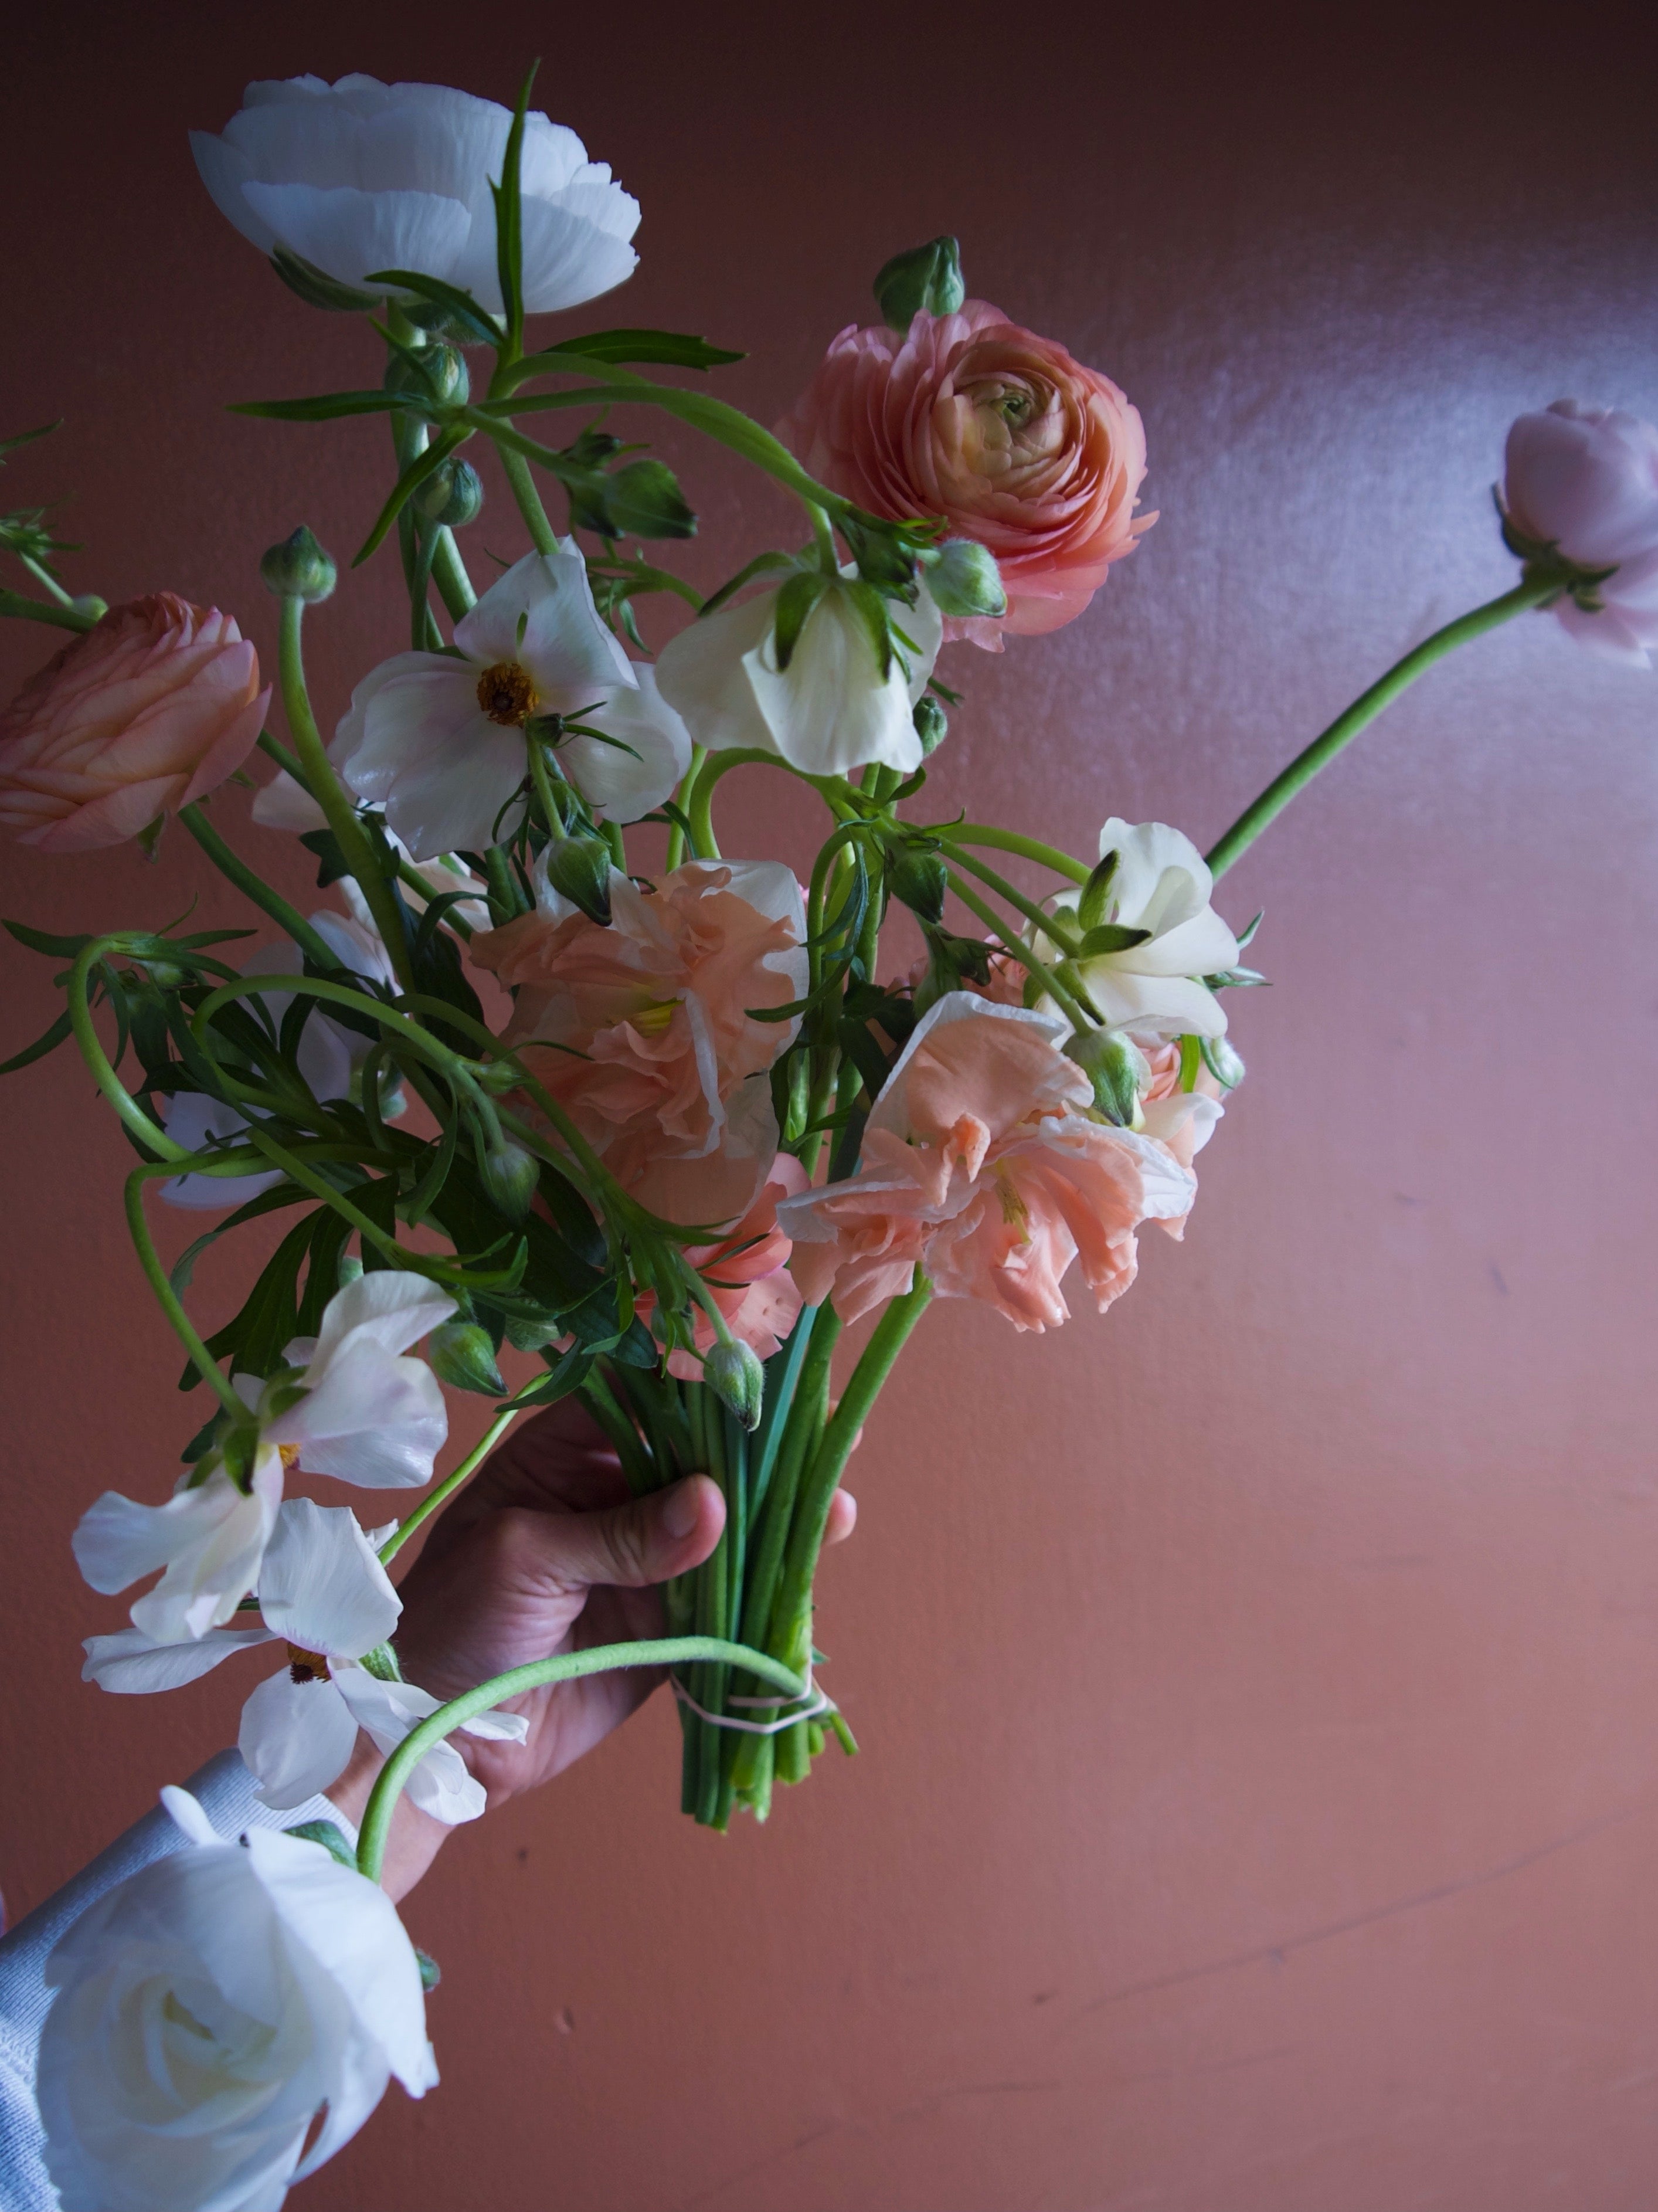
1205,575 -> 1560,878
685,748 -> 855,863
943,871 -> 1096,1032
939,842 -> 1079,951
377,1404 -> 524,1566
67,941 -> 187,1162
498,444 -> 560,557
430,527 -> 476,618
355,1634 -> 809,1882
0,588 -> 98,635
949,824 -> 1090,884
124,1166 -> 244,1418
176,805 -> 341,971
275,595 -> 414,989
665,744 -> 705,870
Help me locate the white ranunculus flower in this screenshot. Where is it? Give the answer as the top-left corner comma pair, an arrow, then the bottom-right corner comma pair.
655,574 -> 943,776
162,912 -> 399,1209
38,1784 -> 436,2212
1033,819 -> 1241,1040
191,75 -> 639,315
83,1499 -> 526,1825
73,1274 -> 454,1639
1503,399 -> 1658,666
332,546 -> 688,857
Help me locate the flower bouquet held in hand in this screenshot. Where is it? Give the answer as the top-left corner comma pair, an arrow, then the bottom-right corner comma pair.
2,63 -> 1653,2206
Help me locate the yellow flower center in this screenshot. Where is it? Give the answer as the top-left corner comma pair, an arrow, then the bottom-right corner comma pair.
286,1643 -> 331,1684
277,1444 -> 300,1471
629,998 -> 681,1037
475,660 -> 539,727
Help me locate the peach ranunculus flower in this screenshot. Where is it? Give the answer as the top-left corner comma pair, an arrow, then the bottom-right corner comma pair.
776,995 -> 1200,1332
0,596 -> 270,851
778,301 -> 1154,650
636,1158 -> 809,1378
470,860 -> 809,1226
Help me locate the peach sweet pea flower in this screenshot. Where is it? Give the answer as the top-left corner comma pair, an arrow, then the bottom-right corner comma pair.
634,1158 -> 809,1378
470,860 -> 808,1226
0,596 -> 269,851
777,995 -> 1198,1332
779,301 -> 1153,650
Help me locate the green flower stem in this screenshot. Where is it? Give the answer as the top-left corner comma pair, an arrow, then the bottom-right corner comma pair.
124,1166 -> 244,1418
430,527 -> 476,618
0,588 -> 97,635
378,1404 -> 523,1565
254,730 -> 308,786
944,871 -> 1096,1032
1204,575 -> 1559,878
950,825 -> 1090,883
665,745 -> 705,870
498,443 -> 560,557
19,554 -> 77,606
276,595 -> 413,990
356,1635 -> 810,1884
939,842 -> 1076,953
176,806 -> 341,971
685,748 -> 853,863
67,941 -> 187,1162
577,1371 -> 658,1497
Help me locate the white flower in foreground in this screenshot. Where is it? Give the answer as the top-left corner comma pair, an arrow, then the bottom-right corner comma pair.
1032,818 -> 1240,1040
191,74 -> 639,315
163,911 -> 399,1209
83,1499 -> 526,1824
38,1784 -> 434,2212
332,546 -> 689,857
73,1274 -> 454,1638
1503,399 -> 1658,665
655,574 -> 943,776
252,768 -> 494,931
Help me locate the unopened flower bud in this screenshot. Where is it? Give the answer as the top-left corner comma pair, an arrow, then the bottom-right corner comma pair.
873,235 -> 965,330
541,832 -> 614,925
383,344 -> 468,408
1200,1034 -> 1246,1090
71,594 -> 108,623
703,1338 -> 765,1431
427,1321 -> 507,1398
912,694 -> 949,757
924,538 -> 1007,620
260,525 -> 337,605
480,1138 -> 540,1221
1064,1027 -> 1149,1127
414,457 -> 484,529
887,847 -> 948,926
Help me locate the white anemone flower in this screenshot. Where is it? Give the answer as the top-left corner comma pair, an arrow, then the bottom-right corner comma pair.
83,1499 -> 526,1826
191,75 -> 639,315
655,573 -> 943,776
73,1274 -> 454,1639
1032,818 -> 1241,1040
162,911 -> 399,1210
332,545 -> 689,858
38,1784 -> 435,2212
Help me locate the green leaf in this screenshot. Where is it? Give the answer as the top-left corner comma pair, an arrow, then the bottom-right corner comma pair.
601,459 -> 697,540
772,571 -> 830,671
194,1211 -> 319,1385
294,1209 -> 354,1337
354,429 -> 469,568
232,391 -> 417,425
525,328 -> 744,371
1077,923 -> 1153,957
491,64 -> 538,355
0,420 -> 61,459
0,1006 -> 71,1076
298,826 -> 351,888
360,270 -> 502,347
169,1185 -> 312,1300
4,917 -> 96,958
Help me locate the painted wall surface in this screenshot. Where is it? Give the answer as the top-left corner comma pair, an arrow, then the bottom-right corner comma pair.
5,5 -> 1658,2206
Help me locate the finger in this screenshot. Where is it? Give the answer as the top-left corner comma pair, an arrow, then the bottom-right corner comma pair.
498,1474 -> 726,1596
823,1489 -> 857,1548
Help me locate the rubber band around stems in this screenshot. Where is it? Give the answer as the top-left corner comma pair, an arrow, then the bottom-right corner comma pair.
670,1659 -> 835,1737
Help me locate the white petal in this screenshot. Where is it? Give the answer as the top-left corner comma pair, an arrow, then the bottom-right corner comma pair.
332,1668 -> 486,1826
189,129 -> 271,250
654,591 -> 780,752
458,1707 -> 531,1743
333,649 -> 448,775
250,768 -> 329,831
82,1622 -> 274,1694
459,545 -> 636,705
514,188 -> 640,314
744,588 -> 929,775
239,180 -> 472,290
240,1667 -> 360,1808
1068,968 -> 1229,1040
303,1268 -> 457,1370
256,1497 -> 401,1658
159,1090 -> 281,1211
1118,905 -> 1240,979
276,1344 -> 449,1488
1095,818 -> 1214,935
74,1456 -> 284,1642
561,666 -> 691,820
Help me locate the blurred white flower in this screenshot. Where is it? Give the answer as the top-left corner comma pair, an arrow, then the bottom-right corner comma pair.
73,1273 -> 454,1640
1503,399 -> 1658,666
655,575 -> 942,776
1032,819 -> 1240,1039
332,546 -> 688,857
83,1499 -> 525,1825
38,1784 -> 434,2212
191,74 -> 639,315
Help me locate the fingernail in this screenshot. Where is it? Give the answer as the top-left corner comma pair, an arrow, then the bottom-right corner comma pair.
662,1478 -> 702,1538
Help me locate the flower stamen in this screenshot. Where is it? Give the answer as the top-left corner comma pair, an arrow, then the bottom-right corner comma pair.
286,1643 -> 330,1684
475,661 -> 539,727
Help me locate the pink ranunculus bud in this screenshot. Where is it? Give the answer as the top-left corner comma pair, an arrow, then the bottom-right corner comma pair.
0,595 -> 270,851
1502,400 -> 1658,666
778,302 -> 1155,650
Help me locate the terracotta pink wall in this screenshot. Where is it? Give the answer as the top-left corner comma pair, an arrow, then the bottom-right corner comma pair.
6,5 -> 1658,2205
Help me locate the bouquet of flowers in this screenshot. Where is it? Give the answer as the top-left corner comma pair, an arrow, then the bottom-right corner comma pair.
4,64 -> 1652,2212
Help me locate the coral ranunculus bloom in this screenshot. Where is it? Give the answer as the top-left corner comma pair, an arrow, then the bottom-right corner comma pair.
471,861 -> 809,1226
777,996 -> 1198,1331
779,302 -> 1154,649
0,596 -> 269,851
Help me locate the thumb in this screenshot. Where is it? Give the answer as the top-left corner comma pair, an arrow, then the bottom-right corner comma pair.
537,1474 -> 726,1592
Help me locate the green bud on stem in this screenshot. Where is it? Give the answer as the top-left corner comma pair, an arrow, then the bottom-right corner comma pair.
542,831 -> 615,925
384,344 -> 469,408
1063,1027 -> 1149,1126
874,235 -> 966,330
479,1138 -> 541,1221
703,1338 -> 765,1432
414,457 -> 484,529
887,847 -> 949,927
924,538 -> 1006,620
260,526 -> 337,605
428,1321 -> 508,1398
912,694 -> 949,757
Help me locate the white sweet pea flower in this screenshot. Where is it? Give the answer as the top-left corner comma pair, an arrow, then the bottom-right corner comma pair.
83,1500 -> 526,1826
656,573 -> 943,776
332,546 -> 688,857
162,911 -> 399,1210
73,1274 -> 454,1640
38,1783 -> 435,2212
1032,818 -> 1241,1040
191,74 -> 639,315
1503,399 -> 1658,666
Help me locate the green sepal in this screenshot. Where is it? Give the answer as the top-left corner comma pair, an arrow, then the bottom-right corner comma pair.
361,270 -> 502,348
1077,922 -> 1152,957
298,827 -> 351,888
597,459 -> 697,541
416,1948 -> 442,1992
771,571 -> 830,671
1075,850 -> 1119,934
270,249 -> 382,314
357,1642 -> 404,1684
1200,1034 -> 1246,1089
285,1819 -> 359,1869
842,578 -> 893,681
